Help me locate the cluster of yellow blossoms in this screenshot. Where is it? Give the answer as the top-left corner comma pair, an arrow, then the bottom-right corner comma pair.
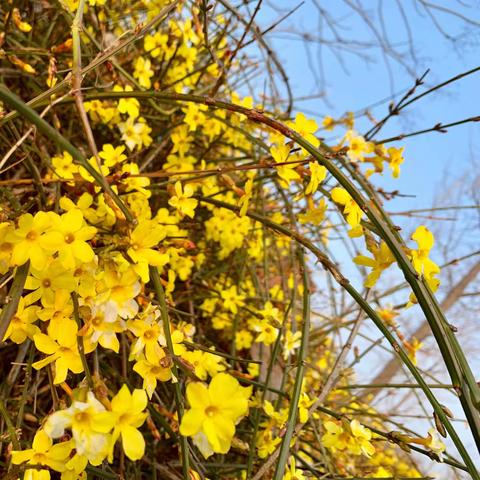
0,1 -> 451,480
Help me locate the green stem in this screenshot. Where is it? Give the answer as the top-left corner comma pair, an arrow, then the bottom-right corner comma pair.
273,249 -> 310,480
0,397 -> 20,450
150,267 -> 190,479
71,292 -> 93,389
0,261 -> 30,341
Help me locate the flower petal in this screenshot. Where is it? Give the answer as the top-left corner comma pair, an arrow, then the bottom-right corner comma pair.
121,425 -> 145,461
186,382 -> 209,409
179,409 -> 204,437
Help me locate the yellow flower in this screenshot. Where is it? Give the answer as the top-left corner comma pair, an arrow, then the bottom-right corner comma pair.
62,452 -> 88,480
331,187 -> 364,228
235,329 -> 253,350
220,285 -> 245,314
231,92 -> 254,109
44,391 -> 115,465
118,116 -> 152,151
2,297 -> 39,344
387,146 -> 404,178
404,337 -> 423,365
144,31 -> 170,58
283,457 -> 306,480
128,310 -> 164,363
0,222 -> 14,273
78,157 -> 111,188
425,427 -> 446,461
270,144 -> 300,186
354,240 -> 395,288
263,400 -> 289,428
8,211 -> 60,270
349,419 -> 375,457
305,161 -> 327,195
11,429 -> 72,473
22,469 -> 51,480
24,259 -> 77,304
322,115 -> 336,131
84,99 -> 119,124
283,330 -> 302,359
78,302 -> 125,353
345,131 -> 374,162
256,429 -> 281,458
52,151 -> 79,180
121,162 -> 152,198
238,176 -> 255,217
289,112 -> 319,148
179,373 -> 251,456
253,319 -> 278,346
181,350 -> 226,380
410,225 -> 440,291
114,84 -> 140,119
50,209 -> 97,269
133,355 -> 172,398
133,57 -> 154,89
168,181 -> 198,218
98,144 -> 127,168
183,103 -> 208,132
32,319 -> 83,384
322,420 -> 347,451
377,307 -> 399,327
38,289 -> 74,334
127,220 -> 169,282
298,197 -> 327,225
170,125 -> 193,156
298,392 -> 314,423
109,385 -> 148,461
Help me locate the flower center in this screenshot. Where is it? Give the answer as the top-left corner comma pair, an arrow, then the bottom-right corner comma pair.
26,230 -> 38,241
205,405 -> 219,417
64,233 -> 75,244
32,452 -> 47,462
42,278 -> 51,288
73,411 -> 89,425
143,329 -> 155,340
0,242 -> 12,252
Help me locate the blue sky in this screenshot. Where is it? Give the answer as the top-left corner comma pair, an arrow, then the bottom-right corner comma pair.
255,0 -> 480,212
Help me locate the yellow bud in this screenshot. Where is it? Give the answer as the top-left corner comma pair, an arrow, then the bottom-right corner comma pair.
8,55 -> 36,74
12,8 -> 32,33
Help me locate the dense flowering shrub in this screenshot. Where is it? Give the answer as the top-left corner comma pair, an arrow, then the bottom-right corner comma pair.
0,1 -> 477,480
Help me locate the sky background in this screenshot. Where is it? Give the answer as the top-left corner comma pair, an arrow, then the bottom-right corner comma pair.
249,1 -> 480,474
255,0 -> 480,212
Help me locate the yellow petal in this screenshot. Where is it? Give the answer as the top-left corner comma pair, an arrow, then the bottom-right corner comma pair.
121,425 -> 145,461
353,255 -> 376,267
186,382 -> 209,409
33,333 -> 58,354
11,448 -> 34,465
203,416 -> 234,454
180,409 -> 204,437
111,384 -> 131,413
131,388 -> 147,413
32,430 -> 52,452
331,187 -> 349,205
